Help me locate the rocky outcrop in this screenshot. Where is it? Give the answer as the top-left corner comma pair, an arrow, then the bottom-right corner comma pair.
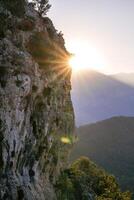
0,2 -> 74,199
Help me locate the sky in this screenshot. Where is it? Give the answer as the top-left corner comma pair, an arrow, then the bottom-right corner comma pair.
48,0 -> 134,74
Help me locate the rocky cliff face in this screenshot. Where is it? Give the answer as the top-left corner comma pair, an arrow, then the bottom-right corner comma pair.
0,2 -> 74,199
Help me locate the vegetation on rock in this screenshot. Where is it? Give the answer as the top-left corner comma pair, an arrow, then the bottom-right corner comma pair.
1,0 -> 26,17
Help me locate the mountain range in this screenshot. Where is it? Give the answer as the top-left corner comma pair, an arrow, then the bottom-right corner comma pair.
71,70 -> 134,126
70,116 -> 134,193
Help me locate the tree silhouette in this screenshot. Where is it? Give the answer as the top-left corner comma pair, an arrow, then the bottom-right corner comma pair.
32,0 -> 51,17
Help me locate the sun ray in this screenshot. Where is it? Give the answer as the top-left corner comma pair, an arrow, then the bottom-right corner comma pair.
68,40 -> 106,73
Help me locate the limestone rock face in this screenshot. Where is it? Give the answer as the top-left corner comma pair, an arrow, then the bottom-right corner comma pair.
0,2 -> 74,200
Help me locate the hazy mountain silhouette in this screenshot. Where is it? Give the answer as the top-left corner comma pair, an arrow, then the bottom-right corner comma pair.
111,72 -> 134,86
71,70 -> 134,126
70,116 -> 134,192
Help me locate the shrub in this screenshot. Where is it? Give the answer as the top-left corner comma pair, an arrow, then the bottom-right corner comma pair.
27,31 -> 69,71
1,0 -> 26,17
27,32 -> 57,69
55,157 -> 132,200
32,0 -> 51,17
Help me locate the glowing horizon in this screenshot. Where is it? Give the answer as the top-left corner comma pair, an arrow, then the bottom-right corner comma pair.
49,0 -> 134,75
67,40 -> 106,73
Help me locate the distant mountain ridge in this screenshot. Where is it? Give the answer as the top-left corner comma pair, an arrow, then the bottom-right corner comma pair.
71,70 -> 134,126
111,72 -> 134,86
70,116 -> 134,193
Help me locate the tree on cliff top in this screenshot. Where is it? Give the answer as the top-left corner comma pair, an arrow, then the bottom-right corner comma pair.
1,0 -> 51,17
32,0 -> 51,16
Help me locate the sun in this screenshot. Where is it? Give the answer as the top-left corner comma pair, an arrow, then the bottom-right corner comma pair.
68,41 -> 106,73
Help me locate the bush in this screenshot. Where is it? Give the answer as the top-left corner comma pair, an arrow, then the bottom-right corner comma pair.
27,31 -> 52,68
32,0 -> 51,17
27,29 -> 69,71
55,157 -> 132,200
1,0 -> 26,17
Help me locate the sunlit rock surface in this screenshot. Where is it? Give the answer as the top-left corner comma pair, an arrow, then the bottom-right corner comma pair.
0,2 -> 74,199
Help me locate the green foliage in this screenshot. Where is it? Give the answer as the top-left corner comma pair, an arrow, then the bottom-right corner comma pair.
27,31 -> 53,68
56,157 -> 131,200
32,0 -> 51,16
27,31 -> 67,70
71,117 -> 134,194
1,0 -> 26,17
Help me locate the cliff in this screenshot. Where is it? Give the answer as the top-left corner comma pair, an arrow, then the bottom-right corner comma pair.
0,1 -> 74,199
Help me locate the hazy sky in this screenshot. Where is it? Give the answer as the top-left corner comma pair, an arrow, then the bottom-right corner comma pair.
48,0 -> 134,74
